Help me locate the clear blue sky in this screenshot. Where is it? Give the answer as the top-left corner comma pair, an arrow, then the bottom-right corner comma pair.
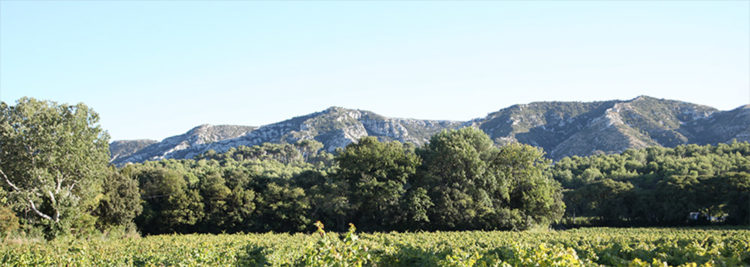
1,1 -> 748,141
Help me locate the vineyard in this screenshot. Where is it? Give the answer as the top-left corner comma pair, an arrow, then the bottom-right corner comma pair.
2,226 -> 749,266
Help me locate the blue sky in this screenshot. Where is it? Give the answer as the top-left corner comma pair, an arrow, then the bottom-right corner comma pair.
1,1 -> 748,141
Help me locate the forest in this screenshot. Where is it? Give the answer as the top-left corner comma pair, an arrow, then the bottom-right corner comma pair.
1,98 -> 748,240
553,142 -> 750,226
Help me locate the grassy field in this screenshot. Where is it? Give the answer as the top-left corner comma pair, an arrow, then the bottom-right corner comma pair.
2,226 -> 748,266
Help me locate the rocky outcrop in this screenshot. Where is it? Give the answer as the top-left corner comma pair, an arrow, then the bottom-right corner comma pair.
473,96 -> 720,159
109,139 -> 157,163
111,125 -> 255,165
684,104 -> 750,144
111,96 -> 750,164
111,107 -> 463,165
184,107 -> 462,156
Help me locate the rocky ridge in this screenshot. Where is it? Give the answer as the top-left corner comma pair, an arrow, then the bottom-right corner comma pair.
111,125 -> 255,165
111,96 -> 750,164
109,139 -> 158,163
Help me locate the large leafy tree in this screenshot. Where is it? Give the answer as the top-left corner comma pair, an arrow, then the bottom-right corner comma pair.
574,178 -> 633,223
198,172 -> 232,232
418,128 -> 563,230
336,137 -> 422,230
491,143 -> 565,229
94,169 -> 142,230
134,166 -> 204,234
255,182 -> 310,232
417,127 -> 501,229
0,98 -> 110,237
723,172 -> 750,225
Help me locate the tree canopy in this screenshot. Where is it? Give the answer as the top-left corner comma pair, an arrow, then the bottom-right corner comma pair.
551,141 -> 750,226
118,128 -> 566,234
0,98 -> 112,238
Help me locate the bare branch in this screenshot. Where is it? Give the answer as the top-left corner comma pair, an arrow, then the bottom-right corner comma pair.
0,168 -> 21,192
29,199 -> 57,222
67,180 -> 79,195
55,172 -> 62,194
48,190 -> 56,205
1,168 -> 60,223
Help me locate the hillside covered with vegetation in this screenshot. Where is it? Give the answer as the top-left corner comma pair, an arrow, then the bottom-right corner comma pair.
2,98 -> 748,240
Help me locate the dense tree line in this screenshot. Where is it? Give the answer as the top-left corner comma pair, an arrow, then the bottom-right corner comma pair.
551,142 -> 750,226
127,128 -> 565,234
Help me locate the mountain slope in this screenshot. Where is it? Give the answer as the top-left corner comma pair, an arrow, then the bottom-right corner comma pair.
683,104 -> 750,144
109,139 -> 158,163
470,96 -> 719,159
111,96 -> 749,164
193,107 -> 461,159
111,124 -> 256,165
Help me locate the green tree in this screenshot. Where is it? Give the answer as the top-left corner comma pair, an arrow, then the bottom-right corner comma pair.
336,137 -> 421,230
255,182 -> 310,232
493,143 -> 565,229
417,128 -> 564,230
417,127 -> 501,229
199,172 -> 232,232
0,98 -> 111,238
723,172 -> 750,224
135,167 -> 204,234
296,139 -> 325,162
579,179 -> 634,223
224,185 -> 256,232
300,170 -> 350,231
398,187 -> 433,230
0,189 -> 19,236
94,169 -> 142,230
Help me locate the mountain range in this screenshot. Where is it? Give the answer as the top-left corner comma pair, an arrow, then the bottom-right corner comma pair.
110,96 -> 750,165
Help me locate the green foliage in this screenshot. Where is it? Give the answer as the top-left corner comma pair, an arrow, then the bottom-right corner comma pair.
399,187 -> 433,229
552,142 -> 750,226
417,128 -> 564,230
197,140 -> 332,167
0,190 -> 18,236
0,206 -> 19,236
336,137 -> 422,230
297,221 -> 372,266
256,182 -> 311,232
123,142 -> 333,234
134,167 -> 204,234
2,227 -> 748,266
723,172 -> 750,225
494,143 -> 565,228
418,127 -> 507,229
94,170 -> 142,230
4,97 -> 729,235
4,97 -> 748,245
198,172 -> 232,231
0,98 -> 111,239
118,128 -> 565,234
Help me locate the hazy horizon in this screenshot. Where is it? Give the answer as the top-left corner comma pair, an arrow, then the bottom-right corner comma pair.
2,1 -> 748,141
